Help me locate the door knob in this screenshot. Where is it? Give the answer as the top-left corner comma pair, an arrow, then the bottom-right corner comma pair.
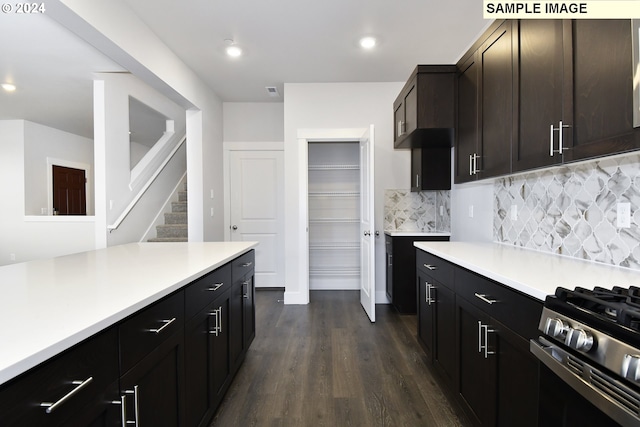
232,225 -> 238,230
364,231 -> 371,236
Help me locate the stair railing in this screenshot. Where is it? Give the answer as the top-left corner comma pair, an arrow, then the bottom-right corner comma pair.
107,135 -> 186,232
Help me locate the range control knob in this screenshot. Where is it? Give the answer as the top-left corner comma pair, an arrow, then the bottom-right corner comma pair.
622,354 -> 640,383
565,328 -> 594,352
544,318 -> 568,338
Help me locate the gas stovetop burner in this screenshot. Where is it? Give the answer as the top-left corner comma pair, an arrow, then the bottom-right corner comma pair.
546,286 -> 640,347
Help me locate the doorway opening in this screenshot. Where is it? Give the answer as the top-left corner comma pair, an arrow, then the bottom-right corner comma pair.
308,141 -> 360,290
52,165 -> 87,215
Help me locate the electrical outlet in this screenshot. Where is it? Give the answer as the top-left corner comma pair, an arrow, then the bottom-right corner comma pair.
617,202 -> 631,228
439,205 -> 444,216
210,207 -> 214,217
9,253 -> 15,261
468,205 -> 474,218
510,205 -> 518,221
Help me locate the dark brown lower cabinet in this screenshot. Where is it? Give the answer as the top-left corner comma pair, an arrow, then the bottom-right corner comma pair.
457,297 -> 539,427
119,330 -> 185,427
185,289 -> 231,427
416,249 -> 542,427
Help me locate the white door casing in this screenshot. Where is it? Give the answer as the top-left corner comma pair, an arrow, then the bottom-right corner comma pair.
228,149 -> 285,287
360,124 -> 376,322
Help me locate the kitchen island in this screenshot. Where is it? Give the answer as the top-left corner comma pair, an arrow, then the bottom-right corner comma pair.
0,241 -> 257,426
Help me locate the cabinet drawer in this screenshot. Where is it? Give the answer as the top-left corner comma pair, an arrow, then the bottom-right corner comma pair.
232,250 -> 255,282
0,328 -> 118,427
416,249 -> 453,288
119,290 -> 184,373
185,263 -> 231,318
455,267 -> 543,339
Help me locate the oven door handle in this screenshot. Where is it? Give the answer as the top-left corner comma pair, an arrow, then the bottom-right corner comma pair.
530,338 -> 640,427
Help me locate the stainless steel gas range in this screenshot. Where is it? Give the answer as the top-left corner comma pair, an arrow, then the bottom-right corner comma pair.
531,286 -> 640,427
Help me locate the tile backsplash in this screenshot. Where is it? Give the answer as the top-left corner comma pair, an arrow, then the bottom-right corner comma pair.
384,190 -> 450,232
494,153 -> 640,270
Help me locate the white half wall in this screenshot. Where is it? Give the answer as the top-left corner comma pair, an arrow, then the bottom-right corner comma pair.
0,120 -> 95,265
283,82 -> 407,304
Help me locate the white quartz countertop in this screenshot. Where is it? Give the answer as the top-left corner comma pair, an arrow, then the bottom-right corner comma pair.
384,231 -> 451,237
0,241 -> 257,386
414,241 -> 640,301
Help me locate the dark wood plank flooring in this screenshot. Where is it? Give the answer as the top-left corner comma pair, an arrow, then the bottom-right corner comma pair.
209,290 -> 468,426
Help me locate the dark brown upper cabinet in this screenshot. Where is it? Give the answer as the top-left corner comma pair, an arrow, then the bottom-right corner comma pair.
411,146 -> 451,191
458,19 -> 638,183
513,19 -> 635,171
455,21 -> 513,184
393,65 -> 456,149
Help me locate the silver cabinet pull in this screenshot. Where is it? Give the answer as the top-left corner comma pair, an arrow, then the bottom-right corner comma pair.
123,386 -> 140,426
243,281 -> 250,299
397,121 -> 405,137
207,283 -> 224,291
40,376 -> 93,413
149,317 -> 176,334
426,282 -> 436,305
474,293 -> 497,305
242,261 -> 253,268
423,264 -> 437,271
415,173 -> 420,189
550,121 -> 571,156
469,153 -> 473,176
477,321 -> 495,359
118,395 -> 127,427
209,307 -> 222,335
388,254 -> 393,267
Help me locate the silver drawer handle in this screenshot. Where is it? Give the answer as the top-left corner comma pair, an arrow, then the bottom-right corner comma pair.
207,283 -> 224,291
474,293 -> 497,305
149,317 -> 176,334
423,264 -> 437,271
242,261 -> 253,268
40,376 -> 93,413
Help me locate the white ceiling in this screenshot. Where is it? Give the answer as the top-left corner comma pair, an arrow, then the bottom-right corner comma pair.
0,1 -> 491,138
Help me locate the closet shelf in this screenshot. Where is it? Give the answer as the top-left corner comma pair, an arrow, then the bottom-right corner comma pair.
310,243 -> 360,249
309,218 -> 359,223
308,164 -> 359,170
310,267 -> 360,276
308,191 -> 359,197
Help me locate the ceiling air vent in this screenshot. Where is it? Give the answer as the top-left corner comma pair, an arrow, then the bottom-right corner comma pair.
265,86 -> 280,98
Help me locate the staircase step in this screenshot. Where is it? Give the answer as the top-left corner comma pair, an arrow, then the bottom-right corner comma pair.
178,191 -> 187,202
171,201 -> 187,212
164,212 -> 187,224
147,237 -> 188,242
156,224 -> 188,239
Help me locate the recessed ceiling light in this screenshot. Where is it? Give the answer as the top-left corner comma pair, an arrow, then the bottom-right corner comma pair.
1,83 -> 16,92
360,37 -> 377,49
226,45 -> 242,57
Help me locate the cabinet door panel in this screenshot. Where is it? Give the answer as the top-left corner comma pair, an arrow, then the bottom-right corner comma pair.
479,21 -> 513,179
417,270 -> 434,357
457,297 -> 495,426
493,319 -> 539,427
455,55 -> 479,184
120,331 -> 184,427
513,19 -> 567,172
404,83 -> 418,135
434,284 -> 456,386
568,19 -> 635,161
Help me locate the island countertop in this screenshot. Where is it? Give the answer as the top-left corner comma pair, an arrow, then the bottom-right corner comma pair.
414,241 -> 640,301
0,241 -> 257,386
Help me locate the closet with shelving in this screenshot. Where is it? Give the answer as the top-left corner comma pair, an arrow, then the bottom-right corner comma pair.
308,142 -> 360,290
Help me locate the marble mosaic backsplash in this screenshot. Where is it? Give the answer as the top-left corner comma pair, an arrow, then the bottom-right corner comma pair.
384,190 -> 451,232
494,153 -> 640,270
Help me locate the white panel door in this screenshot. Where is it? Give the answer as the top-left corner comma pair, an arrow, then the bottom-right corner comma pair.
360,125 -> 375,322
229,150 -> 285,287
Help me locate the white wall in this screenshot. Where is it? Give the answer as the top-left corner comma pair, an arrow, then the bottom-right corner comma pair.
0,120 -> 95,265
283,82 -> 407,304
449,147 -> 494,242
52,0 -> 225,242
23,121 -> 94,216
223,102 -> 284,142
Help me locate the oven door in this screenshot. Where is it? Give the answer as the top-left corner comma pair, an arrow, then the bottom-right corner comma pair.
531,337 -> 640,427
